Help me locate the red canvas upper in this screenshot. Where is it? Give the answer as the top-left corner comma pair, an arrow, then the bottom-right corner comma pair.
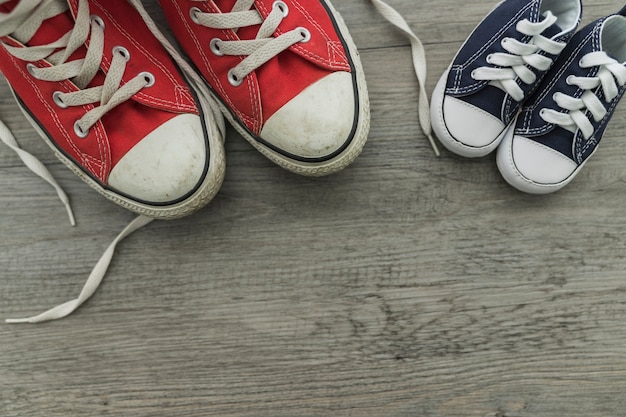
0,0 -> 199,183
158,0 -> 352,135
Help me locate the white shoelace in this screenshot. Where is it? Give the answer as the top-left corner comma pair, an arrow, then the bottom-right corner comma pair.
190,0 -> 310,86
369,0 -> 439,156
6,215 -> 154,323
1,0 -> 154,137
2,0 -> 224,323
471,11 -> 567,102
540,51 -> 626,140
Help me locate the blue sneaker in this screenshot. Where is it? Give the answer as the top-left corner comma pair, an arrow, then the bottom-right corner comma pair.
431,0 -> 582,157
497,9 -> 626,194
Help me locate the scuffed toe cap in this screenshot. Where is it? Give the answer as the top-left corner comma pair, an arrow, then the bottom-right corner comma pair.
442,96 -> 506,149
260,71 -> 356,159
107,114 -> 208,203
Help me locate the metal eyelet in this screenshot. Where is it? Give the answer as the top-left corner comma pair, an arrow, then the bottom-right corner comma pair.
552,93 -> 559,102
227,69 -> 244,87
273,0 -> 289,17
210,38 -> 224,56
566,75 -> 575,85
297,27 -> 311,43
190,7 -> 202,24
52,91 -> 68,108
113,46 -> 131,62
471,69 -> 478,79
486,54 -> 494,64
74,121 -> 89,138
90,14 -> 105,29
139,71 -> 155,87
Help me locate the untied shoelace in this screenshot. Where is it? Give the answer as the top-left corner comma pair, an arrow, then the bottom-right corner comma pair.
1,0 -> 434,322
369,0 -> 440,156
190,0 -> 440,156
2,0 -> 223,323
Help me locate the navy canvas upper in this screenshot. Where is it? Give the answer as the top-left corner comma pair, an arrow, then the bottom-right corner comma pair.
514,15 -> 626,164
445,0 -> 580,125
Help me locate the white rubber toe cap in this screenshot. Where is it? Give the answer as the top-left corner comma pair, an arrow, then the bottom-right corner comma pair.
497,134 -> 579,194
511,135 -> 578,184
442,96 -> 506,149
260,71 -> 355,159
108,113 -> 207,203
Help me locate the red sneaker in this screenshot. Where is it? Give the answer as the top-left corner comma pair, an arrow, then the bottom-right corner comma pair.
0,0 -> 225,219
157,0 -> 370,176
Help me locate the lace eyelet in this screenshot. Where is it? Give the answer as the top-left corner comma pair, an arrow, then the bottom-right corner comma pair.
471,69 -> 478,79
26,63 -> 38,77
190,7 -> 202,24
210,38 -> 224,56
113,46 -> 131,62
74,121 -> 89,138
273,1 -> 289,17
501,37 -> 510,46
139,71 -> 155,87
297,27 -> 311,43
552,93 -> 559,102
228,69 -> 244,87
52,91 -> 68,108
90,14 -> 105,29
486,54 -> 494,64
566,75 -> 575,85
539,109 -> 548,117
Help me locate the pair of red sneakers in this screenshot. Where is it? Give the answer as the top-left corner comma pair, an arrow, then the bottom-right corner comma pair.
0,0 -> 370,220
1,0 -> 370,322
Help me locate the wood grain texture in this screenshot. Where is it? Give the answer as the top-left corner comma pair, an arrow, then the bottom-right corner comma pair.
2,1 -> 626,416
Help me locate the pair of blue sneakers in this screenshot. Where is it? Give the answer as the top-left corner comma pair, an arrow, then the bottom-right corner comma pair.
431,0 -> 626,194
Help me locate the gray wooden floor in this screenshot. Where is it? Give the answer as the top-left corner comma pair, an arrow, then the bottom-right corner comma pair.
2,1 -> 626,415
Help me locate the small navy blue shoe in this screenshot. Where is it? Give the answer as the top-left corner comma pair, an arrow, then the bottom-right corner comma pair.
431,0 -> 582,157
497,9 -> 626,194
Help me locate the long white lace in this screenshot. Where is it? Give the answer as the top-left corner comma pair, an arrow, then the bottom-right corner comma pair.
540,51 -> 626,140
6,215 -> 154,323
190,0 -> 309,86
369,0 -> 439,156
471,11 -> 567,102
2,0 -> 224,323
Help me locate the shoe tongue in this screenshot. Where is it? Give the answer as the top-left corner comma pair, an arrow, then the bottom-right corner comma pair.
540,12 -> 563,40
3,0 -> 75,47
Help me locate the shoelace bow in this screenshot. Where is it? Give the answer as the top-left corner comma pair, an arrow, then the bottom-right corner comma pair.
471,11 -> 566,102
540,51 -> 626,140
1,0 -> 223,323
